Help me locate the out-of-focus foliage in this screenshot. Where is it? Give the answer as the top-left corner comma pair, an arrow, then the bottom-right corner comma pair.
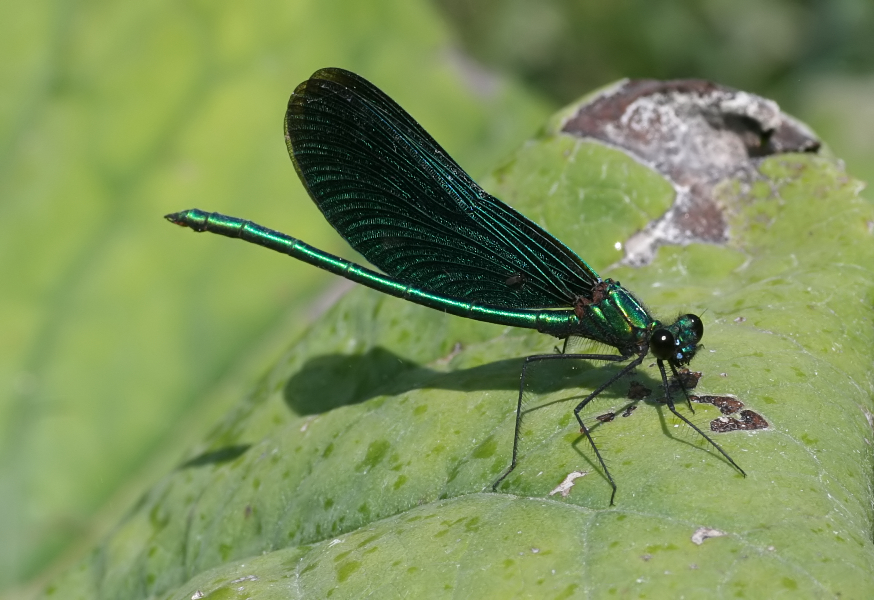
434,0 -> 874,186
434,0 -> 874,102
0,0 -> 548,596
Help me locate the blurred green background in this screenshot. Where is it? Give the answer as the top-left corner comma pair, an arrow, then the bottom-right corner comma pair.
1,0 -> 872,597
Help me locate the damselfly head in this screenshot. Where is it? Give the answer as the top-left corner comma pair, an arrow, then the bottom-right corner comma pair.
650,313 -> 703,365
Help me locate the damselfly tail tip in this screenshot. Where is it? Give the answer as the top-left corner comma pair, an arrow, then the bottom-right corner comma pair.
164,211 -> 186,224
165,209 -> 203,227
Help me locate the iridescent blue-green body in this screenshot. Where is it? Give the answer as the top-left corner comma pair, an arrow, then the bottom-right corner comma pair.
166,68 -> 743,504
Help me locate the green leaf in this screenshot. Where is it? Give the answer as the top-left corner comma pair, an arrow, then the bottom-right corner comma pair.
0,0 -> 550,591
41,100 -> 874,597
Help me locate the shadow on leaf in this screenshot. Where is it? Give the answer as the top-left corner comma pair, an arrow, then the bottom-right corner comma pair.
179,444 -> 252,468
283,346 -> 645,416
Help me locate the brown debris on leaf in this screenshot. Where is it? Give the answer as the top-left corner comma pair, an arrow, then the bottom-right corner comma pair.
627,380 -> 652,400
621,405 -> 637,417
691,394 -> 744,415
595,412 -> 616,423
711,410 -> 769,432
668,368 -> 701,393
561,79 -> 820,264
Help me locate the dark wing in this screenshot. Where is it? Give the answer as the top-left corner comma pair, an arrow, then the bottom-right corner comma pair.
285,68 -> 600,309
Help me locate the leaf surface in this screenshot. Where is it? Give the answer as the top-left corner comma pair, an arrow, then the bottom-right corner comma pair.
42,113 -> 874,597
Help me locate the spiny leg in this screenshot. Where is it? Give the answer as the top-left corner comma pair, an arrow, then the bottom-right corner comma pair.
668,361 -> 696,413
572,352 -> 647,505
492,351 -> 631,493
657,360 -> 746,477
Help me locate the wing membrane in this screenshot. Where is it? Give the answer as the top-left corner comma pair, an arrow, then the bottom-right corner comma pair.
285,68 -> 600,309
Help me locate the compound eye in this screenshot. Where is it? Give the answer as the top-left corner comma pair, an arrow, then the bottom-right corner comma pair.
650,329 -> 676,360
685,314 -> 704,342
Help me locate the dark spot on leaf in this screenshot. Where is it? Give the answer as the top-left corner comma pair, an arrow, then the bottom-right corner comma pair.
357,533 -> 383,548
429,443 -> 447,456
627,381 -> 651,399
691,394 -> 744,414
781,577 -> 798,590
472,436 -> 497,459
356,439 -> 391,472
465,516 -> 481,532
337,560 -> 361,582
711,410 -> 769,432
446,460 -> 463,484
669,369 -> 701,393
555,584 -> 580,599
